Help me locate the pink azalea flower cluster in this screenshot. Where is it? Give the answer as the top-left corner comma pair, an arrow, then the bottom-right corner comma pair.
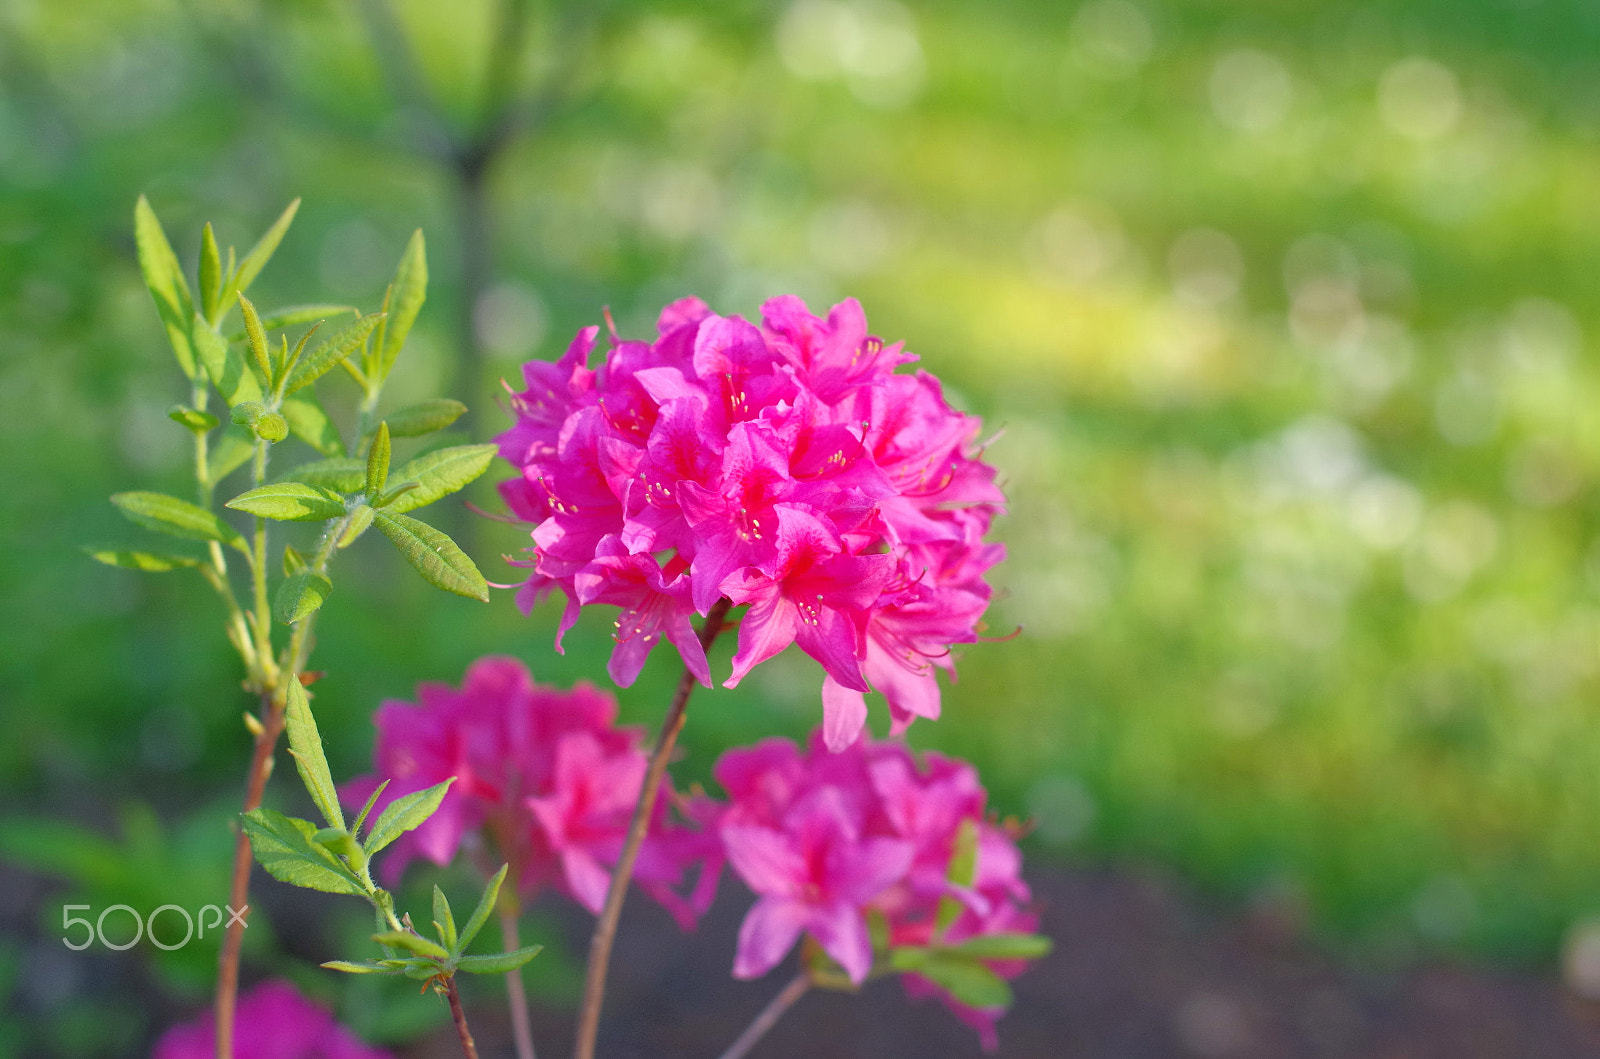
711,731 -> 1038,1049
155,979 -> 391,1059
497,296 -> 1004,750
341,658 -> 717,929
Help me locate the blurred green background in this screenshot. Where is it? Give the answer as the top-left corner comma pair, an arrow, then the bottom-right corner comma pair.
6,0 -> 1600,1052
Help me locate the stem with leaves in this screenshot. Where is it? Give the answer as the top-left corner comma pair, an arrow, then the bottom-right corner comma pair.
572,598 -> 731,1059
106,199 -> 497,1057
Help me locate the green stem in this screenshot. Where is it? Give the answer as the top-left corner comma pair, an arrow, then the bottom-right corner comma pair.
249,439 -> 274,685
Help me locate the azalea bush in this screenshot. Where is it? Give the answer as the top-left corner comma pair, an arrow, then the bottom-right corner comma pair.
109,199 -> 1046,1058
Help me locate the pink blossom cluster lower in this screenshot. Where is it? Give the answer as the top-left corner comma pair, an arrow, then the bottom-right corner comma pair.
340,657 -> 717,929
497,296 -> 1004,750
346,661 -> 1039,1049
712,732 -> 1037,1050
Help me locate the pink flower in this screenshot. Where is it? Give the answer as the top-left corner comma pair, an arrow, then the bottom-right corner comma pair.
711,732 -> 1043,1046
341,657 -> 716,928
154,979 -> 391,1059
724,786 -> 912,984
498,296 -> 1004,749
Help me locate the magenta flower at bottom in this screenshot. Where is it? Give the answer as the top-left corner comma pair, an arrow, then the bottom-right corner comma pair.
154,979 -> 391,1059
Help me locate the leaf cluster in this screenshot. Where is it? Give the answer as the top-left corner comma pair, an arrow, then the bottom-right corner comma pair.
96,199 -> 493,630
242,680 -> 539,984
808,819 -> 1053,1011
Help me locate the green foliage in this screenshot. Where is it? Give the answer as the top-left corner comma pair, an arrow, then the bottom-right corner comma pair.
366,421 -> 391,497
278,458 -> 366,493
85,547 -> 202,572
889,948 -> 1011,1010
456,946 -> 545,974
275,569 -> 333,624
370,231 -> 426,385
457,864 -> 507,953
942,933 -> 1053,960
225,482 -> 347,522
284,677 -> 344,830
384,399 -> 467,438
111,491 -> 246,552
337,505 -> 376,548
259,683 -> 536,993
280,392 -> 345,456
372,509 -> 489,601
363,779 -> 453,857
195,324 -> 263,407
198,223 -> 222,324
381,444 -> 497,514
283,313 -> 384,396
218,199 -> 301,319
226,305 -> 357,341
133,196 -> 197,379
237,294 -> 274,389
167,405 -> 219,434
240,808 -> 365,896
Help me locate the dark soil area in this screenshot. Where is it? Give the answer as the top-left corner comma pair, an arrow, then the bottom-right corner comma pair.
410,866 -> 1600,1059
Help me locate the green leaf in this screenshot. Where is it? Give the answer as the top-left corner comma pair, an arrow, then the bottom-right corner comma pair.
283,544 -> 306,575
458,864 -> 506,953
85,547 -> 202,572
112,491 -> 246,551
352,779 -> 389,837
226,304 -> 357,342
277,457 -> 365,493
373,230 -> 426,382
284,676 -> 344,830
194,320 -> 264,407
226,482 -> 347,522
322,960 -> 399,975
338,505 -> 376,548
942,933 -> 1054,961
364,778 -> 454,856
371,931 -> 449,960
275,568 -> 332,624
432,886 -> 458,953
220,198 -> 300,313
457,946 -> 543,974
279,321 -> 324,383
281,391 -> 345,457
208,425 -> 256,483
134,196 -> 198,379
372,510 -> 490,601
238,294 -> 274,387
199,222 -> 222,323
283,313 -> 384,396
366,421 -> 391,497
240,807 -> 364,896
903,954 -> 1013,1010
385,398 -> 467,438
167,404 -> 219,434
382,444 -> 497,514
937,818 -> 980,933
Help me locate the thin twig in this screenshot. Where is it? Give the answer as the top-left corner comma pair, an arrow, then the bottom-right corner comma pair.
214,689 -> 286,1058
500,900 -> 538,1059
716,972 -> 811,1059
445,974 -> 481,1059
572,598 -> 732,1059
